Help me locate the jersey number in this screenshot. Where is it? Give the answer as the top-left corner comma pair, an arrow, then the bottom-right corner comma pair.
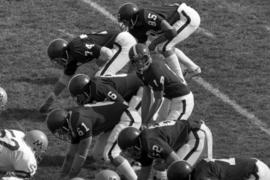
77,122 -> 90,136
147,13 -> 157,26
0,130 -> 19,151
107,91 -> 117,100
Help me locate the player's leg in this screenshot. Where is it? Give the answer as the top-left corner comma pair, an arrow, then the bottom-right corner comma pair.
95,31 -> 137,76
176,122 -> 210,166
166,92 -> 194,121
252,159 -> 270,180
103,108 -> 141,180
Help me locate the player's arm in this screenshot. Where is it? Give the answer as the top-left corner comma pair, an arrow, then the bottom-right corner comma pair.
141,86 -> 152,125
144,90 -> 163,125
68,136 -> 92,178
165,151 -> 181,167
39,73 -> 71,113
59,143 -> 79,178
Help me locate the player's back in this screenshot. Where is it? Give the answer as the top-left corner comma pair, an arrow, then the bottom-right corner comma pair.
71,102 -> 129,136
193,157 -> 258,180
0,129 -> 36,173
100,72 -> 143,101
145,120 -> 192,151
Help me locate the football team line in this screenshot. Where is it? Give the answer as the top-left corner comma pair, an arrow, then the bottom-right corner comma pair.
79,0 -> 270,136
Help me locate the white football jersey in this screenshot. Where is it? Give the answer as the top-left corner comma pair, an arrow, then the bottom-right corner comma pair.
0,129 -> 37,179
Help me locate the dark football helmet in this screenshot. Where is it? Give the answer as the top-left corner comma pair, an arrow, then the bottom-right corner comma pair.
47,38 -> 68,68
129,43 -> 152,73
46,109 -> 71,141
68,74 -> 91,105
167,161 -> 193,180
118,3 -> 139,28
117,127 -> 142,159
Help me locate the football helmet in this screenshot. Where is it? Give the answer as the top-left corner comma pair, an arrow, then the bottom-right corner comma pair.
46,109 -> 71,141
129,43 -> 152,73
70,178 -> 85,180
68,74 -> 91,105
118,3 -> 139,28
0,87 -> 7,111
47,38 -> 68,68
167,161 -> 193,180
117,127 -> 142,159
95,169 -> 120,180
24,130 -> 48,162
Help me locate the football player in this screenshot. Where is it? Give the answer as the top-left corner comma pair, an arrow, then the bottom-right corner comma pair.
129,43 -> 194,125
117,119 -> 213,180
167,157 -> 270,180
68,72 -> 143,111
39,30 -> 137,114
0,86 -> 8,111
46,101 -> 141,179
0,129 -> 48,180
118,2 -> 201,81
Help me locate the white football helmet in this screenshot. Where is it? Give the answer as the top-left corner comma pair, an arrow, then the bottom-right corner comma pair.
70,178 -> 85,180
24,130 -> 48,162
95,169 -> 120,180
0,86 -> 7,111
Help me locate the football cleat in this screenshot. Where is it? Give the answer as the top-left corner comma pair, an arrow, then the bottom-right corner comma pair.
0,87 -> 7,111
129,43 -> 152,73
95,169 -> 120,180
47,38 -> 68,68
24,130 -> 48,162
167,161 -> 193,180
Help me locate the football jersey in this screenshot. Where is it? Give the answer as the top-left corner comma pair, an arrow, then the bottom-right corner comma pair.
137,60 -> 190,99
87,72 -> 143,103
0,129 -> 37,179
69,102 -> 129,144
129,5 -> 180,43
192,158 -> 259,180
136,120 -> 201,166
64,30 -> 120,76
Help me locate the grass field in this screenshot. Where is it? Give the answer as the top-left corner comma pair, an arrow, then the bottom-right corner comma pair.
0,0 -> 270,179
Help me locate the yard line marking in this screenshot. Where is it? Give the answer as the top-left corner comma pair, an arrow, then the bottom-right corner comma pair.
193,77 -> 270,136
80,0 -> 270,136
81,0 -> 215,38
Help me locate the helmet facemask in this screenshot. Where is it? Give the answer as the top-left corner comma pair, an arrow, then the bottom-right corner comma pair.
51,50 -> 69,69
131,54 -> 152,73
122,137 -> 142,159
53,115 -> 72,142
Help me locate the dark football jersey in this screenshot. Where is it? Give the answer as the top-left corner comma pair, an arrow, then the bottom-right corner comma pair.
129,5 -> 180,43
64,30 -> 120,76
86,72 -> 143,104
192,158 -> 259,180
137,60 -> 190,99
136,120 -> 201,166
68,102 -> 128,144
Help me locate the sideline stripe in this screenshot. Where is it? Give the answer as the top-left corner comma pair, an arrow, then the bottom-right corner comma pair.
193,77 -> 270,136
80,0 -> 270,136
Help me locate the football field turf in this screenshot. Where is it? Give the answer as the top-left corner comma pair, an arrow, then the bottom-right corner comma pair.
0,0 -> 270,179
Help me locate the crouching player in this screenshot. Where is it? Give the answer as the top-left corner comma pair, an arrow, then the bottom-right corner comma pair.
117,119 -> 213,180
167,157 -> 270,180
46,101 -> 141,180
